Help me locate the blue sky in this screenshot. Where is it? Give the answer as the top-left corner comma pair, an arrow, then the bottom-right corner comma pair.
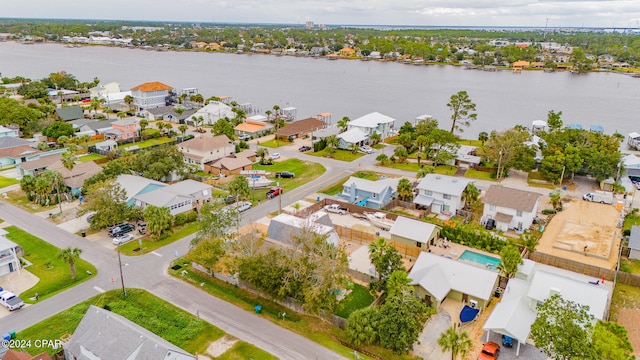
4,0 -> 640,28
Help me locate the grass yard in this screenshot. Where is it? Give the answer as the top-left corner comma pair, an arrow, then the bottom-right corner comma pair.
457,139 -> 483,147
372,143 -> 384,150
119,136 -> 175,150
17,289 -> 225,356
610,283 -> 640,322
620,258 -> 640,274
0,175 -> 19,188
623,212 -> 640,232
119,222 -> 199,256
319,171 -> 390,196
258,139 -> 291,148
252,158 -> 326,195
464,169 -> 495,181
334,283 -> 376,318
77,153 -> 106,162
5,226 -> 97,302
216,341 -> 278,360
308,148 -> 365,162
170,263 -> 416,360
383,162 -> 421,172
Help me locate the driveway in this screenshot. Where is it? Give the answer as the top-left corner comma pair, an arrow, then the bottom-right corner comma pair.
481,331 -> 549,360
414,309 -> 451,360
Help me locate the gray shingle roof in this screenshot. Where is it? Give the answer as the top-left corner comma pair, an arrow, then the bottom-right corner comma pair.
0,136 -> 31,150
389,216 -> 439,243
482,185 -> 540,212
55,106 -> 84,121
65,305 -> 195,360
629,226 -> 640,250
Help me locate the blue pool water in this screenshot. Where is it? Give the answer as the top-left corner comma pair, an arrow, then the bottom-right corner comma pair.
458,250 -> 501,269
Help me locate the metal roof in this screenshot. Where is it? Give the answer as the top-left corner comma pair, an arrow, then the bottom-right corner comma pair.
415,174 -> 472,196
629,226 -> 640,250
390,216 -> 439,243
348,112 -> 396,128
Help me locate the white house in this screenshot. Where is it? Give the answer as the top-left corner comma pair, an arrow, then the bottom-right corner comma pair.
0,126 -> 19,138
130,81 -> 173,110
337,128 -> 368,149
89,81 -> 122,99
483,259 -> 610,356
408,252 -> 499,310
267,212 -> 339,247
185,101 -> 235,126
413,174 -> 473,215
628,226 -> 640,260
0,229 -> 21,277
481,185 -> 541,232
346,112 -> 396,140
133,179 -> 213,216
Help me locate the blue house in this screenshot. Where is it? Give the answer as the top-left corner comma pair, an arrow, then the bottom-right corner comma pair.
339,176 -> 401,210
116,174 -> 166,206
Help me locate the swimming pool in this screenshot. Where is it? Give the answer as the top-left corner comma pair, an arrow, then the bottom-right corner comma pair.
458,250 -> 501,269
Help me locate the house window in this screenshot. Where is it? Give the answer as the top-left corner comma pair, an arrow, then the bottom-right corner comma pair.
443,194 -> 451,200
424,190 -> 433,196
516,210 -> 523,217
372,193 -> 377,198
490,204 -> 496,211
416,242 -> 422,248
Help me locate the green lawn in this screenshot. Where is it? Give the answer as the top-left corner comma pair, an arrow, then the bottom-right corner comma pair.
258,139 -> 291,148
457,139 -> 483,147
383,162 -> 421,172
0,175 -> 19,188
308,148 -> 365,162
77,153 -> 106,162
464,169 -> 495,181
610,283 -> 640,322
119,136 -> 175,149
372,144 -> 384,150
4,190 -> 58,213
5,226 -> 97,302
119,222 -> 199,256
319,171 -> 390,195
170,263 -> 415,360
623,213 -> 640,232
252,159 -> 326,196
620,258 -> 640,274
334,283 -> 375,318
17,289 -> 225,356
216,341 -> 278,360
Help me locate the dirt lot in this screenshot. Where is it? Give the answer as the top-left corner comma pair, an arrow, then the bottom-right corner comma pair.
537,200 -> 621,270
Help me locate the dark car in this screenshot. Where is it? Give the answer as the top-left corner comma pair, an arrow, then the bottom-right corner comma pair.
275,171 -> 295,178
224,195 -> 237,204
485,218 -> 496,230
109,223 -> 135,237
298,145 -> 311,152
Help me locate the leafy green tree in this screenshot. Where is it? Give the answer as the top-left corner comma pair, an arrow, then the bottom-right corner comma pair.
497,244 -> 523,278
212,119 -> 234,139
178,124 -> 188,137
20,174 -> 36,200
376,153 -> 389,165
188,237 -> 226,276
337,116 -> 350,131
549,190 -> 562,209
478,131 -> 489,146
592,321 -> 635,360
369,238 -> 403,293
547,110 -> 563,132
396,178 -> 414,201
256,147 -> 269,165
143,205 -> 173,240
345,307 -> 380,347
197,202 -> 239,241
393,145 -> 408,162
377,291 -> 431,354
43,121 -> 75,139
461,183 -> 479,210
540,150 -> 565,184
116,111 -> 127,119
428,129 -> 457,165
228,175 -> 251,201
369,132 -> 381,145
482,128 -> 535,177
530,294 -> 599,360
398,133 -> 414,151
417,166 -> 436,178
385,270 -> 411,299
57,247 -> 82,280
437,326 -> 473,360
85,180 -> 130,229
447,90 -> 477,133
133,146 -> 186,181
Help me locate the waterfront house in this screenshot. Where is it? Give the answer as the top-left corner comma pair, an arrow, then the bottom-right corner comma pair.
339,47 -> 355,57
337,128 -> 369,149
65,305 -> 196,360
629,226 -> 640,260
481,185 -> 541,232
178,134 -> 234,171
185,101 -> 235,126
628,132 -> 640,150
339,176 -> 400,209
413,174 -> 473,215
0,229 -> 22,278
346,112 -> 396,140
275,117 -> 325,140
142,105 -> 197,123
483,259 -> 610,356
130,81 -> 173,111
89,81 -> 121,99
408,252 -> 499,311
390,216 -> 441,251
234,118 -> 272,138
55,106 -> 84,122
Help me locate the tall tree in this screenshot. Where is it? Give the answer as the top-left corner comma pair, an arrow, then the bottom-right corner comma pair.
369,132 -> 381,145
178,124 -> 188,137
345,307 -> 380,347
212,118 -> 234,139
143,205 -> 173,240
461,183 -> 479,210
437,326 -> 473,360
592,321 -> 635,360
497,244 -> 523,278
58,247 -> 83,280
530,294 -> 599,360
20,174 -> 36,200
377,290 -> 431,354
61,146 -> 77,194
547,110 -> 563,132
478,131 -> 489,147
188,237 -> 225,276
197,203 -> 240,241
139,119 -> 149,134
85,180 -> 130,229
124,95 -> 134,111
447,90 -> 477,133
396,178 -> 414,201
228,175 -> 251,201
337,116 -> 350,132
369,238 -> 403,293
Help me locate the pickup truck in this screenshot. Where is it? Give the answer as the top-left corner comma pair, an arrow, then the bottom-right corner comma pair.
275,171 -> 295,178
583,190 -> 614,204
0,289 -> 25,311
324,204 -> 348,215
266,187 -> 283,199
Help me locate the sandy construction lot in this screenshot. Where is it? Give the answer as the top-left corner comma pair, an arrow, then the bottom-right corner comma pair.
537,200 -> 621,270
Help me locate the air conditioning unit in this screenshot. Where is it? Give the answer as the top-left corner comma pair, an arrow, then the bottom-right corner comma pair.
469,300 -> 478,309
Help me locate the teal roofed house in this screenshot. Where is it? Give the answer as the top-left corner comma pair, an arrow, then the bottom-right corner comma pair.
116,174 -> 166,206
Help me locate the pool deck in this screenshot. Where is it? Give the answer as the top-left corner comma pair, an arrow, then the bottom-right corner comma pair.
428,239 -> 501,270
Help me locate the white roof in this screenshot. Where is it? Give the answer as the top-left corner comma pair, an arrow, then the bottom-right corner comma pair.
416,174 -> 472,196
348,112 -> 396,128
343,176 -> 401,195
390,216 -> 438,243
116,174 -> 165,202
527,270 -> 609,320
517,259 -> 536,279
0,234 -> 18,251
531,120 -> 547,127
247,115 -> 267,121
337,128 -> 368,144
163,180 -> 212,196
622,154 -> 640,167
409,252 -> 498,302
628,132 -> 640,139
135,190 -> 191,208
268,213 -> 339,246
415,114 -> 432,121
483,278 -> 537,343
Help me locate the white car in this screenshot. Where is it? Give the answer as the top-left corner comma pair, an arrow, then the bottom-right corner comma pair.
112,233 -> 135,245
359,145 -> 374,154
236,201 -> 252,212
270,153 -> 281,159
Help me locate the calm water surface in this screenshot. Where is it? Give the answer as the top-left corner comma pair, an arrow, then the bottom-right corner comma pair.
1,42 -> 639,138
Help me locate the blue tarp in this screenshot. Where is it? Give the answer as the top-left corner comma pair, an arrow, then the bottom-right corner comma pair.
567,124 -> 583,130
590,125 -> 604,133
460,305 -> 480,323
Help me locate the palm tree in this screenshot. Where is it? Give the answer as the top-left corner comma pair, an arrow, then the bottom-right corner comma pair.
61,147 -> 77,196
396,178 -> 414,201
90,97 -> 101,115
478,131 -> 489,147
58,247 -> 83,280
139,119 -> 149,134
178,124 -> 188,137
116,111 -> 127,119
326,135 -> 339,157
349,143 -> 359,154
461,183 -> 480,210
78,134 -> 92,147
256,147 -> 269,165
437,326 -> 472,360
417,166 -> 436,178
337,116 -> 350,132
265,110 -> 272,121
369,132 -> 381,145
124,95 -> 134,111
272,105 -> 281,118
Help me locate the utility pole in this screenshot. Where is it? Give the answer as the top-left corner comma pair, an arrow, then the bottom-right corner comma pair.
117,243 -> 127,297
497,150 -> 503,180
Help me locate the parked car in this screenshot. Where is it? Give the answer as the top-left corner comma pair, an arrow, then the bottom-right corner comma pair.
109,223 -> 135,237
298,145 -> 312,152
270,153 -> 281,159
275,171 -> 295,178
235,201 -> 252,212
477,342 -> 500,360
238,134 -> 251,141
485,218 -> 496,230
0,288 -> 24,311
224,194 -> 237,204
112,233 -> 135,245
359,145 -> 374,154
266,187 -> 283,199
86,213 -> 95,223
324,204 -> 348,215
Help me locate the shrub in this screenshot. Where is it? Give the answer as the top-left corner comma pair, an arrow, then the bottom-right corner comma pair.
174,211 -> 198,226
541,209 -> 557,215
623,229 -> 631,237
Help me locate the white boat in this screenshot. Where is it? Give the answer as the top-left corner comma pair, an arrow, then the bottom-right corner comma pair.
364,212 -> 395,231
247,176 -> 274,189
